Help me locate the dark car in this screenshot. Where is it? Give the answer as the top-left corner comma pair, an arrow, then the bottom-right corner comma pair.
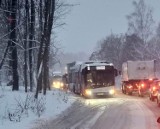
149,80 -> 160,101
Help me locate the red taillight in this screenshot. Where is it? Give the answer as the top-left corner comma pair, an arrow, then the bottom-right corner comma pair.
152,86 -> 156,91
149,78 -> 153,81
141,83 -> 145,87
128,85 -> 133,89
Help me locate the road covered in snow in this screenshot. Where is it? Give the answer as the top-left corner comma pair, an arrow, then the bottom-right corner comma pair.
31,91 -> 160,129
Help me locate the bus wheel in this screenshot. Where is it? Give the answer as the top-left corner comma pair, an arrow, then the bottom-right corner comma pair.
73,85 -> 76,93
123,87 -> 126,94
121,86 -> 124,93
121,84 -> 125,93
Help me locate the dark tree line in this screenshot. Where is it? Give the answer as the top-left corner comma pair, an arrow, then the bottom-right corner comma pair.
90,0 -> 160,70
90,32 -> 160,70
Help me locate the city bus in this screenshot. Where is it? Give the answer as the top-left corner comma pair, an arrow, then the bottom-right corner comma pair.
67,61 -> 116,98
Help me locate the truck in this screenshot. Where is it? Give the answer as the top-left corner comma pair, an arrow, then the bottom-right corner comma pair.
121,60 -> 156,96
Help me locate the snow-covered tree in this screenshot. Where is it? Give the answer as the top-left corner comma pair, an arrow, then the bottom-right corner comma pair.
90,34 -> 125,70
127,0 -> 154,43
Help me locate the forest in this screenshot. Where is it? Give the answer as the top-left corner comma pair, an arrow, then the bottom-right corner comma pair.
0,0 -> 70,98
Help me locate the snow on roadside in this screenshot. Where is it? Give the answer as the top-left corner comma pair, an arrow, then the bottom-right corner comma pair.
0,86 -> 76,129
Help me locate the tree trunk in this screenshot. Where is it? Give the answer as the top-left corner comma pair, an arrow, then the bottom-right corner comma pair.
29,0 -> 35,92
43,44 -> 49,95
35,0 -> 55,98
35,0 -> 48,98
43,0 -> 55,95
24,0 -> 29,92
10,0 -> 19,91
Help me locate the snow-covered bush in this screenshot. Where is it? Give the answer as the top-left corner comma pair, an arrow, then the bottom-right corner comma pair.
4,94 -> 46,122
30,96 -> 46,117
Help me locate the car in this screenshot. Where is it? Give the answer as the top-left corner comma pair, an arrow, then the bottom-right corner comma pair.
50,74 -> 64,89
149,80 -> 160,101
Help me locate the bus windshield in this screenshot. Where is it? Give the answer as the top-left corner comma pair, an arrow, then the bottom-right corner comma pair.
86,70 -> 114,88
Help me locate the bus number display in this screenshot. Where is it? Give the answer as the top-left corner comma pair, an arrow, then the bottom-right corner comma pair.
96,66 -> 105,70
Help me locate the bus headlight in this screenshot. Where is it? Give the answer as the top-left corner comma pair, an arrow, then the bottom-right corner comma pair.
109,89 -> 115,95
85,89 -> 92,96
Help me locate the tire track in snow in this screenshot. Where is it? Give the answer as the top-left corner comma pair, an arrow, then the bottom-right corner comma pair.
70,106 -> 106,129
128,99 -> 158,129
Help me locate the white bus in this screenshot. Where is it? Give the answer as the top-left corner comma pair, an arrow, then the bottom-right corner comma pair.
67,61 -> 116,98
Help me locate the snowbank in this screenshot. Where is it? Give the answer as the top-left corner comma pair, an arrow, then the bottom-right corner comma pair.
0,86 -> 75,129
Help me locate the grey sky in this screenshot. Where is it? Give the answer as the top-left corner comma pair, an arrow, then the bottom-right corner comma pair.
57,0 -> 160,55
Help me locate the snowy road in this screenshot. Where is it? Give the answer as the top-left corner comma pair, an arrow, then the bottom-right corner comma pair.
32,92 -> 160,129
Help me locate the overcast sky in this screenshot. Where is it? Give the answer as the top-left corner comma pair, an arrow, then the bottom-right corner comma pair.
57,0 -> 160,55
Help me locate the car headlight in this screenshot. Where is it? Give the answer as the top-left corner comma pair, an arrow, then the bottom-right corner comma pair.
109,89 -> 115,95
85,89 -> 92,96
53,82 -> 61,88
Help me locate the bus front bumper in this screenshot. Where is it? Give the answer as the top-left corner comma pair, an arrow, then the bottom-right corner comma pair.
84,89 -> 115,97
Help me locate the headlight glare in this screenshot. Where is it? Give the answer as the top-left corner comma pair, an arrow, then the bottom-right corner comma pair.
61,83 -> 64,86
85,89 -> 92,96
109,89 -> 115,95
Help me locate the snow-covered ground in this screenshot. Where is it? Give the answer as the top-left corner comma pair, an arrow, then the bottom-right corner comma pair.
0,86 -> 76,129
1,76 -> 159,129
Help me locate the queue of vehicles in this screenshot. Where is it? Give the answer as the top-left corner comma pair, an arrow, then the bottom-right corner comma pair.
50,60 -> 160,125
50,60 -> 160,107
